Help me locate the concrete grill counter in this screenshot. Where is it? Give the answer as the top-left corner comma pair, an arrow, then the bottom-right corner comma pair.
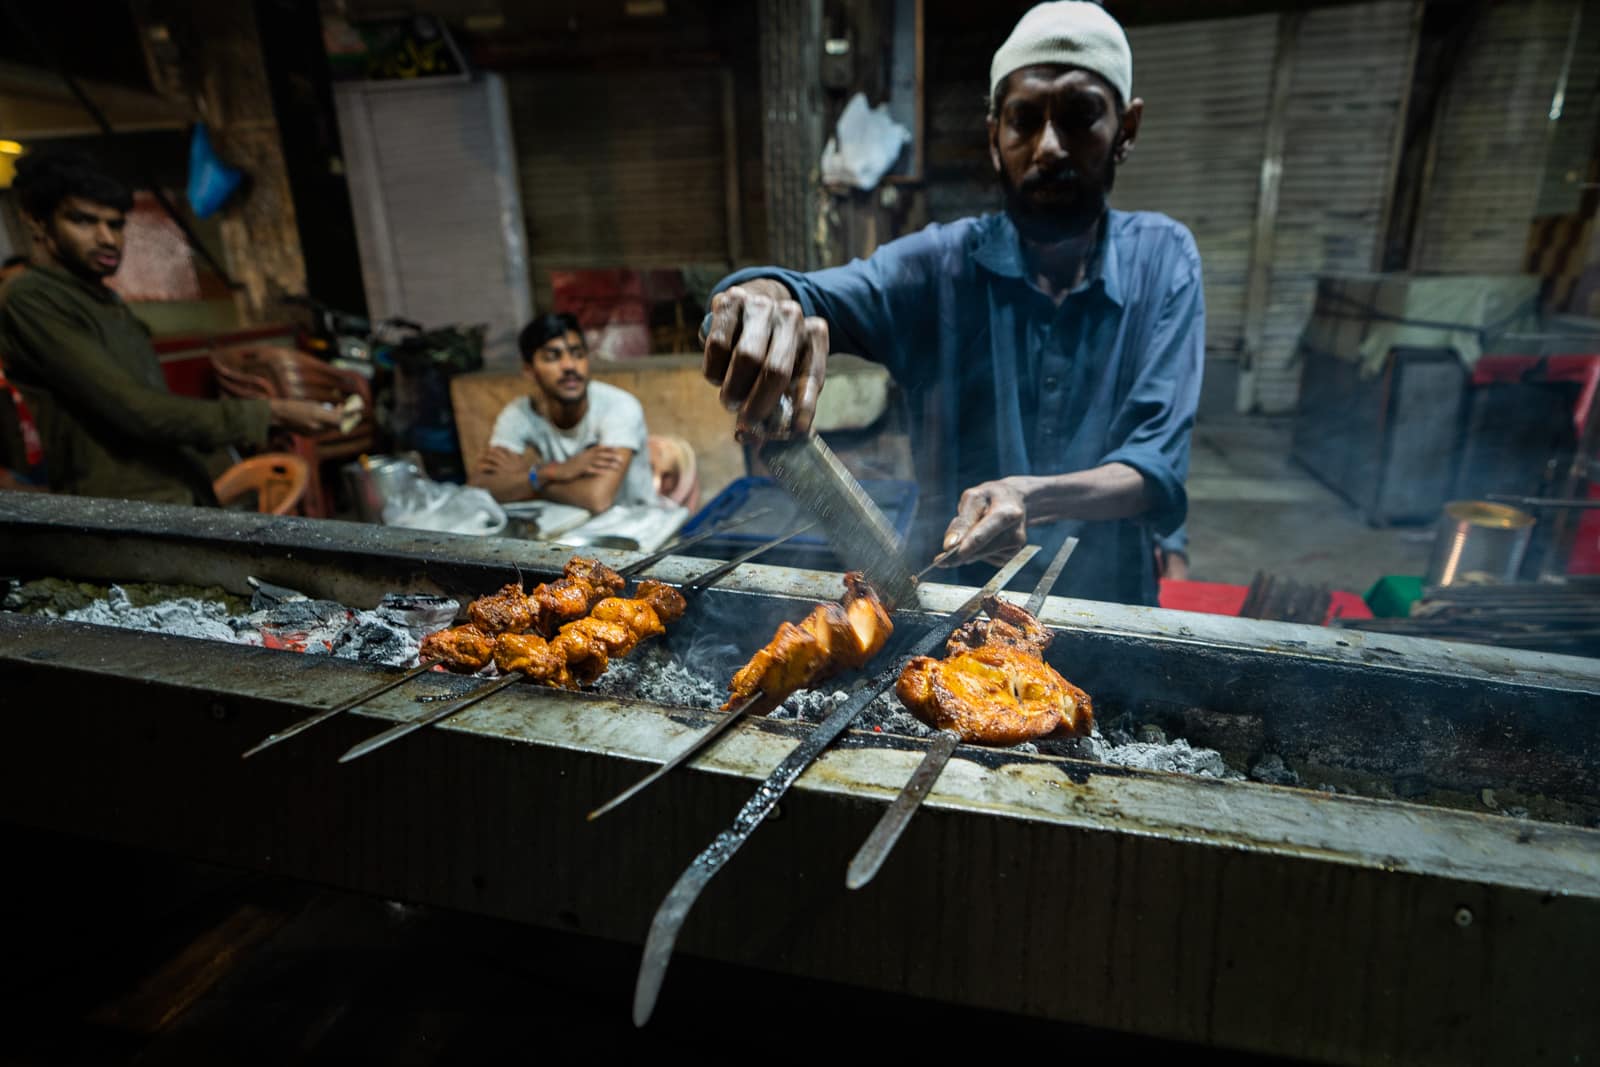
0,492 -> 1596,1064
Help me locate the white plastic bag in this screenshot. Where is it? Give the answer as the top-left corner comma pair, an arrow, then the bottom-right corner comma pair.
380,465 -> 507,537
820,93 -> 912,191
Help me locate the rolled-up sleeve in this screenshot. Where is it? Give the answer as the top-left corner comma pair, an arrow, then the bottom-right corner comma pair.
1098,258 -> 1205,538
714,226 -> 950,382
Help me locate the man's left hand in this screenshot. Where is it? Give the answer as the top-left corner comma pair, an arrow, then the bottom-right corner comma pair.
939,477 -> 1031,566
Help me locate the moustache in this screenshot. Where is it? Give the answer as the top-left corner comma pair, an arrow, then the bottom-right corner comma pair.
1018,169 -> 1085,197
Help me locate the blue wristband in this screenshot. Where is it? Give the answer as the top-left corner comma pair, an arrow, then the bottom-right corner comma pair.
527,465 -> 542,491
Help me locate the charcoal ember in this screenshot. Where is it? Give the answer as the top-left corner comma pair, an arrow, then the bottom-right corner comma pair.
251,599 -> 355,654
375,594 -> 459,638
1136,724 -> 1168,745
854,689 -> 936,738
333,617 -> 418,667
769,689 -> 847,723
1180,707 -> 1266,756
1080,733 -> 1240,778
1249,753 -> 1301,787
5,577 -> 104,615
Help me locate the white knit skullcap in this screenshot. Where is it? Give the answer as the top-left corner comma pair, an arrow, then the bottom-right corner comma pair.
990,2 -> 1132,109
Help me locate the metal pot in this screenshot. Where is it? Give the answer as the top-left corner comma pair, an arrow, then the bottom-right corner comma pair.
1425,500 -> 1535,586
341,453 -> 426,524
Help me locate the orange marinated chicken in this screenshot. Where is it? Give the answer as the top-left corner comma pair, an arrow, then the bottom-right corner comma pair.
551,617 -> 637,685
632,578 -> 687,624
492,631 -> 572,688
897,596 -> 1091,745
589,597 -> 666,643
419,624 -> 497,672
433,561 -> 680,687
467,583 -> 540,635
723,572 -> 892,709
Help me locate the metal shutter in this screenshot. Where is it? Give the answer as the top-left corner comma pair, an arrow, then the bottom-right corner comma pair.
1254,0 -> 1418,414
505,69 -> 730,279
1413,0 -> 1584,273
1113,15 -> 1280,358
335,75 -> 533,367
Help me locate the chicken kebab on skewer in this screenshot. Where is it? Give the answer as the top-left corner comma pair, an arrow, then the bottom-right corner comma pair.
420,558 -> 686,689
418,556 -> 627,673
896,594 -> 1092,745
722,571 -> 894,711
584,569 -> 895,822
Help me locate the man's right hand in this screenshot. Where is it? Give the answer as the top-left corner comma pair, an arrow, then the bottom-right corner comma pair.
268,398 -> 344,435
702,280 -> 829,435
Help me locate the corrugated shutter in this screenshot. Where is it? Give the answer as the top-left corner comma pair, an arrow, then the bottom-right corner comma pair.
1113,16 -> 1280,358
335,75 -> 533,366
1254,1 -> 1418,414
505,69 -> 729,279
1413,0 -> 1582,273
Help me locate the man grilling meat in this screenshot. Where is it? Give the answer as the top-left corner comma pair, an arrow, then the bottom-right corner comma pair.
701,1 -> 1202,606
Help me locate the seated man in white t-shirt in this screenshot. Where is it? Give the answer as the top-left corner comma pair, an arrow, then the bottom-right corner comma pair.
470,312 -> 657,512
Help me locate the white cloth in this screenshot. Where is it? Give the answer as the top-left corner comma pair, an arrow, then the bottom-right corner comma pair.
487,381 -> 658,507
990,1 -> 1133,106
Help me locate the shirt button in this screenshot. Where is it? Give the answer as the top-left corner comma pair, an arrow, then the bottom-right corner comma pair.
1043,376 -> 1059,390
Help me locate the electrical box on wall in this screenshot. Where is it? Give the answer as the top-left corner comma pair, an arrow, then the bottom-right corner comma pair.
821,36 -> 853,91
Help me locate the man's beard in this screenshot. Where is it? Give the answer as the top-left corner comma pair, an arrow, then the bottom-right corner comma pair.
1001,157 -> 1116,244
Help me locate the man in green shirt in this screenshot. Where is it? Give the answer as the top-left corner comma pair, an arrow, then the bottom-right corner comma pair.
0,151 -> 339,505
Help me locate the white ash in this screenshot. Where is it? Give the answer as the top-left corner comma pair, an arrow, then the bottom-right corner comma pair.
591,643 -> 728,708
63,586 -> 253,645
51,583 -> 457,668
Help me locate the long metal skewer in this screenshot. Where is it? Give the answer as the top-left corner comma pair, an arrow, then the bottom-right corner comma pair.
240,510 -> 772,759
845,535 -> 1079,891
631,543 -> 1038,1027
591,536 -> 946,820
335,522 -> 818,765
586,691 -> 770,821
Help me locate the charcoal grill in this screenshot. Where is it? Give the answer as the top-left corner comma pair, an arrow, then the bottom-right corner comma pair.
0,492 -> 1596,1065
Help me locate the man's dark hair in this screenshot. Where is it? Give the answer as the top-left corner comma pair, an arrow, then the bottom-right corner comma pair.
12,151 -> 133,221
1,255 -> 27,269
518,312 -> 583,361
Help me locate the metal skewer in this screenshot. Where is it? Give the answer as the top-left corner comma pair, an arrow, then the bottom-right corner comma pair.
240,510 -> 772,759
631,543 -> 1039,1027
591,538 -> 959,821
335,522 -> 818,765
1487,494 -> 1600,510
845,535 -> 1079,891
586,690 -> 770,821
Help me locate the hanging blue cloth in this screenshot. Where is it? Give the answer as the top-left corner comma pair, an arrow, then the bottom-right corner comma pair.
186,123 -> 243,219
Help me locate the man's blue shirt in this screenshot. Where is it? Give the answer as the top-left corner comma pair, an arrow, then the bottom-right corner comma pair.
719,208 -> 1204,605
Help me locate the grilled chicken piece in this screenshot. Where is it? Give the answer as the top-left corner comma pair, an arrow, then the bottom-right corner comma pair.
632,579 -> 687,624
551,617 -> 636,685
589,597 -> 666,643
723,572 -> 892,710
897,596 -> 1091,746
467,582 -> 540,635
492,632 -> 572,688
530,557 -> 623,635
420,624 -> 496,672
945,596 -> 1051,655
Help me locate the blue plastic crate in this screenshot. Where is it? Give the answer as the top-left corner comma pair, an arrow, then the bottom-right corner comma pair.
681,476 -> 918,564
